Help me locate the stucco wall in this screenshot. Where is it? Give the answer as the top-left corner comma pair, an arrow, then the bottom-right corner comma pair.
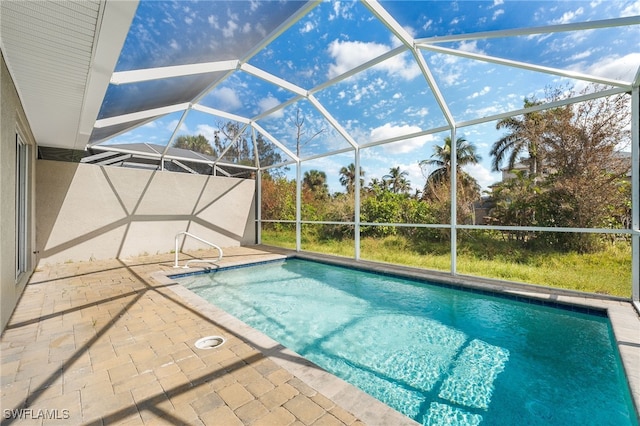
1,52 -> 37,332
36,160 -> 256,265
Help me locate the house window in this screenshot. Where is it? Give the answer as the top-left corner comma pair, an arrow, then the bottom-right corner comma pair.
15,134 -> 29,280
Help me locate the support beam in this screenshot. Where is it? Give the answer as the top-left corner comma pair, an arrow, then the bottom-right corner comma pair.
307,95 -> 358,149
240,63 -> 308,97
632,80 -> 640,304
449,128 -> 457,276
354,148 -> 361,260
362,0 -> 414,48
160,108 -> 191,170
110,60 -> 239,85
417,44 -> 631,88
416,16 -> 640,45
76,0 -> 139,149
251,122 -> 299,162
296,161 -> 302,252
191,104 -> 251,124
93,103 -> 190,128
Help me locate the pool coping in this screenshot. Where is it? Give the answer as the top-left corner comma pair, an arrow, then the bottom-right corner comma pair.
157,246 -> 640,424
153,260 -> 419,425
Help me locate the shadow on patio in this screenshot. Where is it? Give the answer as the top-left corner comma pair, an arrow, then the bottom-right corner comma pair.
0,248 -> 366,425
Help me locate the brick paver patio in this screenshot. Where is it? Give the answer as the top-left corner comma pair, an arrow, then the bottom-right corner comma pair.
0,247 -> 389,425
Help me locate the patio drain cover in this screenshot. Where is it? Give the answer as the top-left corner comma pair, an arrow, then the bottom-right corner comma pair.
194,336 -> 225,350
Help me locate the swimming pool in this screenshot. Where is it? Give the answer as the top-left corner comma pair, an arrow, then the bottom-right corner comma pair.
175,258 -> 637,425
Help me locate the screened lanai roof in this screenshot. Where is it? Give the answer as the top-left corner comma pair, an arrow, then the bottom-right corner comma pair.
2,0 -> 639,188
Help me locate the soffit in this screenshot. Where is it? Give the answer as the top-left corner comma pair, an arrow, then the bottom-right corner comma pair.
0,0 -> 137,150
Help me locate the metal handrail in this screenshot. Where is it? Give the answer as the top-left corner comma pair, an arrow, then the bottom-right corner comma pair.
174,231 -> 223,268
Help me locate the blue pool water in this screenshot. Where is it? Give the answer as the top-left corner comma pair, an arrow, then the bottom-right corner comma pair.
175,258 -> 637,425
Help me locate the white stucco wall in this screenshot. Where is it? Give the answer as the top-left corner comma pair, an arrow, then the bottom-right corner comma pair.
36,160 -> 256,265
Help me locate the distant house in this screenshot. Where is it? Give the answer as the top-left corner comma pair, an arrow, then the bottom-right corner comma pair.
38,143 -> 255,178
499,151 -> 631,183
499,160 -> 553,181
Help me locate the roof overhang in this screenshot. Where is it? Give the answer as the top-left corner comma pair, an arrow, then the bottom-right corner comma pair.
0,0 -> 138,150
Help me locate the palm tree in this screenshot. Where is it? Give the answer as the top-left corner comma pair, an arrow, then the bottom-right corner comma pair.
339,163 -> 364,194
490,99 -> 546,175
420,136 -> 481,195
367,178 -> 387,193
173,134 -> 214,156
303,169 -> 328,198
383,166 -> 411,194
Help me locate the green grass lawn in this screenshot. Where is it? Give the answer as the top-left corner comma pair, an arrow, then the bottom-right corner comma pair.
261,229 -> 632,298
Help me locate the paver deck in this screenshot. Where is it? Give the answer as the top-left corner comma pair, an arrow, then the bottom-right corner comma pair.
1,247 -> 413,426
2,246 -> 639,425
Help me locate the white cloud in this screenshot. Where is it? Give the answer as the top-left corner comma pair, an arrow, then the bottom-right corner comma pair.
369,124 -> 429,154
550,7 -> 584,25
464,163 -> 499,191
195,124 -> 217,141
345,78 -> 388,105
329,1 -> 355,21
458,40 -> 486,55
404,106 -> 429,117
327,40 -> 388,77
223,19 -> 239,38
377,51 -> 422,80
468,86 -> 491,99
258,95 -> 284,118
464,104 -> 503,118
492,9 -> 505,20
300,20 -> 315,34
571,52 -> 640,82
210,87 -> 242,110
208,15 -> 219,29
168,119 -> 188,134
568,50 -> 592,61
622,1 -> 640,15
327,40 -> 420,80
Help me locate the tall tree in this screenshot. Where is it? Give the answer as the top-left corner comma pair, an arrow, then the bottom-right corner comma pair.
254,132 -> 285,171
339,163 -> 364,194
540,86 -> 631,233
290,107 -> 326,157
420,136 -> 482,224
383,166 -> 411,194
214,122 -> 252,165
420,136 -> 481,197
367,178 -> 388,193
173,134 -> 214,156
488,85 -> 632,251
303,169 -> 329,199
490,98 -> 546,176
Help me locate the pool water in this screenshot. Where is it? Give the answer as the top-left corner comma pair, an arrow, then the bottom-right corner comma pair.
176,259 -> 637,425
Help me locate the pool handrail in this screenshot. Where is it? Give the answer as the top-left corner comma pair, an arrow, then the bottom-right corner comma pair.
174,231 -> 223,268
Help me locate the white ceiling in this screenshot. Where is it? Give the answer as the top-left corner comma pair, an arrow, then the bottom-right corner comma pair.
0,0 -> 138,150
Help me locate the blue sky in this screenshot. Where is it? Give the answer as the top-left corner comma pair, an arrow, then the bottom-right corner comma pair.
98,0 -> 640,194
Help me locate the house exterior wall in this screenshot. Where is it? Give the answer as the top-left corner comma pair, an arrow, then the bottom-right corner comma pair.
36,161 -> 257,265
1,52 -> 37,332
